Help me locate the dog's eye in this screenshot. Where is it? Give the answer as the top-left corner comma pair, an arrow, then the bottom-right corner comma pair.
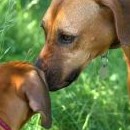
58,33 -> 76,45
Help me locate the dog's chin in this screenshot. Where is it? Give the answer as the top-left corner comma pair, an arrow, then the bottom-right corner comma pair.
49,81 -> 72,91
49,68 -> 81,91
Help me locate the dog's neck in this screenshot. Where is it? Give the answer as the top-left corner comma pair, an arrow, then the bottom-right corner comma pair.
0,101 -> 31,130
0,118 -> 11,130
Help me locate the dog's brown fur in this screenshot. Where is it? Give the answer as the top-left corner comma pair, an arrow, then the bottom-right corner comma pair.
123,46 -> 130,93
36,0 -> 130,92
0,62 -> 51,130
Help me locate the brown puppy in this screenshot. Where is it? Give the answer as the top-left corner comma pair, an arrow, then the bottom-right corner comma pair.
0,62 -> 51,130
36,0 -> 130,92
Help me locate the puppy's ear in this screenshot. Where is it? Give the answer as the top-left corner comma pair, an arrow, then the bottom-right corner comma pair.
23,70 -> 52,129
100,0 -> 130,45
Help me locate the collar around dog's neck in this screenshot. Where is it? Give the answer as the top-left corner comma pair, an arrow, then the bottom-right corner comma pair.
0,118 -> 11,130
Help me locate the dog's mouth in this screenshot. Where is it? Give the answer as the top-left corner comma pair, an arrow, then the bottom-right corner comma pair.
35,58 -> 81,91
48,68 -> 81,91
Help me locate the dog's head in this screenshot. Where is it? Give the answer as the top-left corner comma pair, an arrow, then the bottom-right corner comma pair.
36,0 -> 130,91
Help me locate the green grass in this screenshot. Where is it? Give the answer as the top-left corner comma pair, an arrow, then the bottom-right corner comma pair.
0,0 -> 130,130
22,113 -> 44,130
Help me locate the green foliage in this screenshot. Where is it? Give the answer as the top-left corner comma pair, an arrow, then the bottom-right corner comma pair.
0,0 -> 129,130
21,113 -> 44,130
0,0 -> 50,62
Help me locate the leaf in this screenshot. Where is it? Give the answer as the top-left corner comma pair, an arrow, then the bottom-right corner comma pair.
21,113 -> 45,130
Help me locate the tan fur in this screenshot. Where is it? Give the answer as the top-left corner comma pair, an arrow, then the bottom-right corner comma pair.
36,0 -> 130,91
0,62 -> 51,130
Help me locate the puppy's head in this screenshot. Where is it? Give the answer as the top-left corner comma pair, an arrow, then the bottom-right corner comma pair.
0,62 -> 52,128
36,0 -> 130,91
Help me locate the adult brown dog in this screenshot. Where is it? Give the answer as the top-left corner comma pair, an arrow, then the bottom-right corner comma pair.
36,0 -> 130,92
0,62 -> 51,130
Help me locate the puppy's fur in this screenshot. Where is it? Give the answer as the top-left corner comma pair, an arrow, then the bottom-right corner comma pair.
0,62 -> 51,130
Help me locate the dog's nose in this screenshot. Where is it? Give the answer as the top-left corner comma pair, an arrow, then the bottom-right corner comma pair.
35,58 -> 43,70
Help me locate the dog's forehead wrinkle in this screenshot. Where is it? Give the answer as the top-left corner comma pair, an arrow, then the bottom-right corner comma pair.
55,0 -> 101,34
59,25 -> 79,35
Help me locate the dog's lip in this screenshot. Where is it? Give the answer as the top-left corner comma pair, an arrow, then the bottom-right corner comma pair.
49,69 -> 81,91
49,81 -> 71,91
49,78 -> 78,91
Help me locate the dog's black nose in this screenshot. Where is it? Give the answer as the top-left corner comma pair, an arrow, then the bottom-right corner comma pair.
35,58 -> 43,70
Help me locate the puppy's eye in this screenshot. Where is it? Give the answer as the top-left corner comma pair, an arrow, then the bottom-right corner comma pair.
58,33 -> 76,45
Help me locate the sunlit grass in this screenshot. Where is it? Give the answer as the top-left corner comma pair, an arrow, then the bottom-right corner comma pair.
47,49 -> 129,130
21,113 -> 44,130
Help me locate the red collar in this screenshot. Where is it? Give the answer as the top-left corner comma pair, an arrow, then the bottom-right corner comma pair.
0,118 -> 11,130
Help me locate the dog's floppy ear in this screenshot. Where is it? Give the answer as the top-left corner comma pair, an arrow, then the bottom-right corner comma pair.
23,70 -> 52,129
100,0 -> 130,45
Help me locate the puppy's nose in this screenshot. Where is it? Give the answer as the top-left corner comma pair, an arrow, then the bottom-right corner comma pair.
35,58 -> 43,70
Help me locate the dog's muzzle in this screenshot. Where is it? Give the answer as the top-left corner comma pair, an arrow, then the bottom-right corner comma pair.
35,58 -> 81,91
